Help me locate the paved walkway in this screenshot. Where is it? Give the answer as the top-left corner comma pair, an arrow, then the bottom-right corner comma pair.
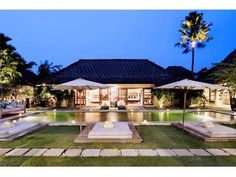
0,148 -> 236,157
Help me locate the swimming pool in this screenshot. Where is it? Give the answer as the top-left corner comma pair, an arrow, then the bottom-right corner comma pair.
13,111 -> 234,124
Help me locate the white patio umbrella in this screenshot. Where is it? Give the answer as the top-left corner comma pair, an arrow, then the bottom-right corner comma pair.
53,78 -> 111,131
154,79 -> 228,129
53,78 -> 111,105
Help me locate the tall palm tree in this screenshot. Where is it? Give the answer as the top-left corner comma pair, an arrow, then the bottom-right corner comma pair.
176,11 -> 213,79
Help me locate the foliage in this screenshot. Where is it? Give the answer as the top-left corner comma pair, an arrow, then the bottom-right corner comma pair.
152,90 -> 174,108
211,61 -> 236,110
33,86 -> 53,106
0,33 -> 36,100
0,49 -> 22,85
52,90 -> 75,107
176,11 -> 213,75
37,60 -> 63,80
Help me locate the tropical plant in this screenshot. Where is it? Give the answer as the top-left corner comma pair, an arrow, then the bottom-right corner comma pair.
176,11 -> 213,78
152,90 -> 174,108
0,33 -> 37,100
212,61 -> 236,110
0,49 -> 22,85
37,60 -> 63,80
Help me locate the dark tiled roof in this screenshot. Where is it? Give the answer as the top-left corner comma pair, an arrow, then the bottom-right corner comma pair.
166,66 -> 192,80
40,59 -> 169,85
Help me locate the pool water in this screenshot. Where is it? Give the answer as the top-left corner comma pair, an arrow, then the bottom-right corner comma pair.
191,111 -> 236,122
17,111 -> 204,123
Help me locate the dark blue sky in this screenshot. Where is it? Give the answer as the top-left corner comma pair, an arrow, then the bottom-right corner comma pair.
0,10 -> 235,72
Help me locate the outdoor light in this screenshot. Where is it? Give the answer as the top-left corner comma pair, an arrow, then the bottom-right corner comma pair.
71,120 -> 76,124
143,119 -> 148,124
191,41 -> 196,48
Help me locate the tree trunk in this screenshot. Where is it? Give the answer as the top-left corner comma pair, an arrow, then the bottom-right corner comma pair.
191,47 -> 195,79
229,90 -> 236,111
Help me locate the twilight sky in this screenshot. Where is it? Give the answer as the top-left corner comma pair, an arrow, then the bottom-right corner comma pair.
0,10 -> 236,73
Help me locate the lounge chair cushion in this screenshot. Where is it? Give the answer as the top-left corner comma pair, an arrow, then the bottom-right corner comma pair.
0,122 -> 39,138
88,122 -> 133,139
184,122 -> 236,138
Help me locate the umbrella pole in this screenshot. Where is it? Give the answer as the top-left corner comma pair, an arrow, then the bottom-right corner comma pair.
182,91 -> 187,130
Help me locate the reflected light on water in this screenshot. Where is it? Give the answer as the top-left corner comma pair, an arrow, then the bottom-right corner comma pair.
159,112 -> 164,121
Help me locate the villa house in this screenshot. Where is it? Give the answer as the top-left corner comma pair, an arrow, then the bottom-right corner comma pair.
41,59 -> 170,106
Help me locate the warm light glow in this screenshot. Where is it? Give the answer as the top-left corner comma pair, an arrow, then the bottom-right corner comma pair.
191,41 -> 196,48
234,112 -> 236,115
53,109 -> 57,112
166,109 -> 170,112
159,103 -> 163,109
71,120 -> 76,124
90,109 -> 93,111
131,109 -> 133,112
143,119 -> 148,124
19,113 -> 22,116
197,109 -> 200,111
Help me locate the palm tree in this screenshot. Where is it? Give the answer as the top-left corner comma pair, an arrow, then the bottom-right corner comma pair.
176,11 -> 213,79
37,60 -> 63,80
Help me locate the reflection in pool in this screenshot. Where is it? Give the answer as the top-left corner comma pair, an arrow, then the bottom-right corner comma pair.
16,111 -> 235,124
17,111 -> 205,123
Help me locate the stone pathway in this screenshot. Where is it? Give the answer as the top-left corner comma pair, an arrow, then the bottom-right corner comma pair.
0,148 -> 236,157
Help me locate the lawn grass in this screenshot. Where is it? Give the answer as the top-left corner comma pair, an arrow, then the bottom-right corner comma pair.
0,125 -> 236,149
1,125 -> 236,166
1,156 -> 236,166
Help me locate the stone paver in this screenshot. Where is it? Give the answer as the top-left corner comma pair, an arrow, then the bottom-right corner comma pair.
156,149 -> 176,156
172,149 -> 194,156
188,149 -> 211,156
0,148 -> 13,156
81,149 -> 101,157
206,149 -> 230,156
100,149 -> 120,157
121,149 -> 139,156
1,148 -> 236,157
62,149 -> 82,157
222,148 -> 236,156
43,149 -> 65,157
138,149 -> 158,156
24,149 -> 47,156
5,148 -> 29,156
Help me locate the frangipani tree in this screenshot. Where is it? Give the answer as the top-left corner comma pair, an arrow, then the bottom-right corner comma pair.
176,11 -> 213,78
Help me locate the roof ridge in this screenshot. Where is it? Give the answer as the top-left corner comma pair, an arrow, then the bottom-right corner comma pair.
79,58 -> 150,61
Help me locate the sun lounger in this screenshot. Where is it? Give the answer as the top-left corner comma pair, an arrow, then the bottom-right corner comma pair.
172,121 -> 236,141
0,121 -> 47,141
88,122 -> 133,139
0,102 -> 26,118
